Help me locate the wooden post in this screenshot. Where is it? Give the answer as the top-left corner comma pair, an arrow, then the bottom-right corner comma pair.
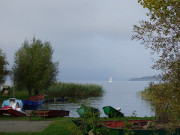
12,78 -> 15,98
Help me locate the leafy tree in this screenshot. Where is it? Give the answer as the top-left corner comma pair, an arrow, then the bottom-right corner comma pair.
12,37 -> 59,96
132,0 -> 179,123
0,49 -> 9,86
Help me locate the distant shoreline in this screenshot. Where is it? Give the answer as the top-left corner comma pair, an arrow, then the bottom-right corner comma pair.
129,76 -> 160,81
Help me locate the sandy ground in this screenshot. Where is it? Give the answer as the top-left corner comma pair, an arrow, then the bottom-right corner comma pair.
0,120 -> 52,132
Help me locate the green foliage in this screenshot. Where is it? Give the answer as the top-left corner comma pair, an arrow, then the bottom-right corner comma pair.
0,49 -> 9,86
12,37 -> 59,96
123,121 -> 135,135
132,0 -> 180,79
46,82 -> 103,97
142,82 -> 180,123
138,0 -> 179,23
132,0 -> 180,124
73,101 -> 110,135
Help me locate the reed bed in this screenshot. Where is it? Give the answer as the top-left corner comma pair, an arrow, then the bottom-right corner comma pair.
46,82 -> 103,97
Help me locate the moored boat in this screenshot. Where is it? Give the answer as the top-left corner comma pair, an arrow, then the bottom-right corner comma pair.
103,106 -> 124,118
1,98 -> 23,110
1,98 -> 24,115
73,119 -> 180,135
103,120 -> 180,135
103,120 -> 152,129
22,94 -> 44,110
77,106 -> 100,118
36,110 -> 70,118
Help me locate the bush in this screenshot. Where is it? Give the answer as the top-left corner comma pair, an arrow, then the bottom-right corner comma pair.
141,82 -> 180,124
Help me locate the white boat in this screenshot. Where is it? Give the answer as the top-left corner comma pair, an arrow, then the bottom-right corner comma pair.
109,76 -> 112,82
1,98 -> 24,116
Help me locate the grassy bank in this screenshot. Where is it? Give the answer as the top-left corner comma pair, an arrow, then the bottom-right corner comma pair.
0,116 -> 154,135
0,117 -> 81,135
46,82 -> 103,97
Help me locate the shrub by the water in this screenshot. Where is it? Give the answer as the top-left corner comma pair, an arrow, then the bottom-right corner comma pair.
141,82 -> 180,124
46,82 -> 103,97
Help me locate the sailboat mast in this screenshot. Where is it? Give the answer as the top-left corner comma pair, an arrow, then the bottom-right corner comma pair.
109,76 -> 112,82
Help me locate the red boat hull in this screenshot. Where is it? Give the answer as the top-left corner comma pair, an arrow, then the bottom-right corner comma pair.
102,120 -> 180,135
37,110 -> 70,118
103,120 -> 152,129
0,109 -> 8,115
8,109 -> 26,117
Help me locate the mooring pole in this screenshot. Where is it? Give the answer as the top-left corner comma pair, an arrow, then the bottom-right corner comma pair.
12,77 -> 15,98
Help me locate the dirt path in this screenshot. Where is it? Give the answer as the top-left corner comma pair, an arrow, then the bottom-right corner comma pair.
0,120 -> 52,132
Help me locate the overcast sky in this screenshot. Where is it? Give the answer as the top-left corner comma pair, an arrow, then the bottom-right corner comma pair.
0,0 -> 159,81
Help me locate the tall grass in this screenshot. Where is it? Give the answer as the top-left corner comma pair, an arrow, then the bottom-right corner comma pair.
46,82 -> 103,97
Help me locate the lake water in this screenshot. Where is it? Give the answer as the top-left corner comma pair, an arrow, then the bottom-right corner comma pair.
42,81 -> 155,117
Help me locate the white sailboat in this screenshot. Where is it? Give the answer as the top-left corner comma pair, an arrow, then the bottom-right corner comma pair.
109,76 -> 112,82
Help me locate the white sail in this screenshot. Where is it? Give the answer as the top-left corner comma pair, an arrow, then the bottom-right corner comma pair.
109,76 -> 112,82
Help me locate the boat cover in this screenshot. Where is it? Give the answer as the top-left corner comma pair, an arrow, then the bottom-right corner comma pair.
2,98 -> 23,109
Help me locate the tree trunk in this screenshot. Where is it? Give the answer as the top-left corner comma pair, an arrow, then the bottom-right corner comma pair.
28,89 -> 32,97
35,89 -> 39,95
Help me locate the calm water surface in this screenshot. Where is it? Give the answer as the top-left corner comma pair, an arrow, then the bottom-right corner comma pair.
42,81 -> 154,117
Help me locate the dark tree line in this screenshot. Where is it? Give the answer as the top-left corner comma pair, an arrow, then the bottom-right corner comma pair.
0,49 -> 9,86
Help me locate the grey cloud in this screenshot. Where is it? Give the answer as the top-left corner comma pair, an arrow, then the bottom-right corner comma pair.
0,0 -> 157,81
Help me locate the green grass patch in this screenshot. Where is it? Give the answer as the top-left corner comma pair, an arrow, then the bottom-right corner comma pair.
0,117 -> 81,135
